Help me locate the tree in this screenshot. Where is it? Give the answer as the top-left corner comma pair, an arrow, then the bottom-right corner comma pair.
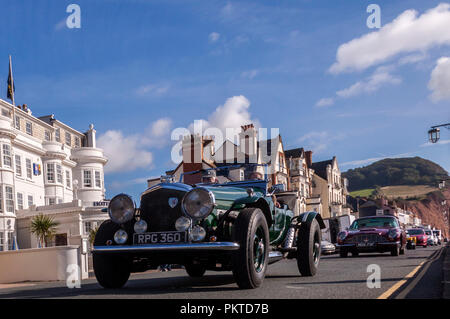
89,226 -> 99,246
30,214 -> 59,248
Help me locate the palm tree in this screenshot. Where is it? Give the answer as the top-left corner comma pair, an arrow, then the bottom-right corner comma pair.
30,214 -> 59,248
89,226 -> 99,246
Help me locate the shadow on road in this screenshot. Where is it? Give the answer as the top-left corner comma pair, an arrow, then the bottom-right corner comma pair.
0,274 -> 240,299
287,277 -> 404,286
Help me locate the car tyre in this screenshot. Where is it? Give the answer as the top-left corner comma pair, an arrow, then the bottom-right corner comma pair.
351,250 -> 359,257
339,249 -> 348,258
297,218 -> 321,276
231,207 -> 269,289
93,220 -> 131,289
185,264 -> 206,277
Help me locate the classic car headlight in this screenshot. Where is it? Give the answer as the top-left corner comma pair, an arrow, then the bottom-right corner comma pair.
114,229 -> 128,244
338,231 -> 347,241
134,219 -> 148,234
108,194 -> 135,224
190,225 -> 206,242
182,188 -> 215,220
388,229 -> 399,239
175,216 -> 191,231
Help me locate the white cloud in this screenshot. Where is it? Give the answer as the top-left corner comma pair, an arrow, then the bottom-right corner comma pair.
98,130 -> 153,173
297,131 -> 345,154
209,32 -> 220,43
329,3 -> 450,74
341,152 -> 414,167
98,118 -> 173,173
315,97 -> 334,107
241,69 -> 259,79
428,57 -> 450,102
189,95 -> 259,136
336,66 -> 401,98
135,83 -> 170,96
420,139 -> 450,147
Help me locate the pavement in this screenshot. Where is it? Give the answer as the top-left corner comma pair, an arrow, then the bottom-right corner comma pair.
443,243 -> 450,299
0,245 -> 446,299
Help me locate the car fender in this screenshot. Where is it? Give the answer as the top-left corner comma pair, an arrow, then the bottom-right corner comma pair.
299,211 -> 326,229
234,196 -> 273,227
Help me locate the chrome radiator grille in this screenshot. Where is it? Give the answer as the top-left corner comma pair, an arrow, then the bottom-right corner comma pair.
345,234 -> 386,244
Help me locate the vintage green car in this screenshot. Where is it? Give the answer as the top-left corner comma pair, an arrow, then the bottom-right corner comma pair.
92,164 -> 325,289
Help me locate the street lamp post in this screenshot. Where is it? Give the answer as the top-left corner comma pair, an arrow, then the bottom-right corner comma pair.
428,123 -> 450,143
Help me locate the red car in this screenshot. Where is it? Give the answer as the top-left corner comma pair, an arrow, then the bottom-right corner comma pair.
337,215 -> 407,257
406,228 -> 428,247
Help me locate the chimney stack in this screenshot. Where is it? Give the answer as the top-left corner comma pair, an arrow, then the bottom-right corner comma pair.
305,150 -> 313,168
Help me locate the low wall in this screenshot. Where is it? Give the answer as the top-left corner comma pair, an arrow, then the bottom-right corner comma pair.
0,245 -> 84,284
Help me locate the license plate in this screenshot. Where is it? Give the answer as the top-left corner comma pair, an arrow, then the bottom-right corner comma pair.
133,231 -> 187,245
358,242 -> 373,247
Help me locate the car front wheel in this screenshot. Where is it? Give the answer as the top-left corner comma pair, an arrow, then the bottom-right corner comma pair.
231,207 -> 269,289
297,218 -> 321,276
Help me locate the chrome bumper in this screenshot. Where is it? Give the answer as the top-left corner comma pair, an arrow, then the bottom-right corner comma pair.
92,242 -> 240,254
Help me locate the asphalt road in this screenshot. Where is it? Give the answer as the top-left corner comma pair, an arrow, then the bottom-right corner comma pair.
0,245 -> 444,299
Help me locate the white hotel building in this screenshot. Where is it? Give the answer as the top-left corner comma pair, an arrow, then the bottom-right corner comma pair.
0,98 -> 108,253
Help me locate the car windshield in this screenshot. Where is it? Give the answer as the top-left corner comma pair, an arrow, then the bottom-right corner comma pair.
407,229 -> 424,235
350,217 -> 398,230
425,230 -> 432,235
181,164 -> 268,183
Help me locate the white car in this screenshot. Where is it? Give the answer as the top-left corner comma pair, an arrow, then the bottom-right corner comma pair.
433,230 -> 442,245
424,229 -> 437,246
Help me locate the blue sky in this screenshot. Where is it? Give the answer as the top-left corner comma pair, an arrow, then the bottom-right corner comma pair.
1,0 -> 449,201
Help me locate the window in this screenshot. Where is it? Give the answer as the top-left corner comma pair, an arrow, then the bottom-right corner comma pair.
14,116 -> 20,130
75,137 -> 81,148
0,189 -> 2,212
57,198 -> 63,204
84,222 -> 93,234
65,132 -> 71,146
95,171 -> 101,188
26,121 -> 32,135
28,195 -> 33,207
46,163 -> 55,183
5,186 -> 14,213
56,164 -> 63,184
14,155 -> 22,176
55,128 -> 61,142
17,193 -> 23,210
48,198 -> 56,205
83,170 -> 92,187
26,158 -> 32,179
1,109 -> 10,117
44,130 -> 51,141
2,144 -> 11,167
0,232 -> 3,251
66,170 -> 71,188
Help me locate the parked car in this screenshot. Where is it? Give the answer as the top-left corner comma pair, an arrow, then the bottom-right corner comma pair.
406,228 -> 428,247
321,240 -> 336,255
424,229 -> 436,246
433,230 -> 442,245
405,230 -> 416,250
92,164 -> 326,289
336,215 -> 406,257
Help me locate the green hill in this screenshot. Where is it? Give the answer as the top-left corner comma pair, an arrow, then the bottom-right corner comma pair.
343,157 -> 448,192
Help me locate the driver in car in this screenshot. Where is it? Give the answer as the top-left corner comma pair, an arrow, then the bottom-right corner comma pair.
201,170 -> 218,184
